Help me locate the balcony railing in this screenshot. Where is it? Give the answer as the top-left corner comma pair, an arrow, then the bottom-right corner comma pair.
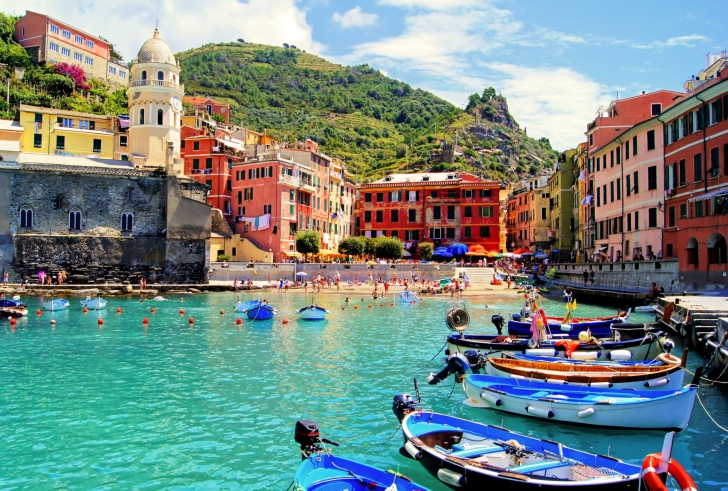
279,175 -> 300,187
130,79 -> 184,91
329,171 -> 342,180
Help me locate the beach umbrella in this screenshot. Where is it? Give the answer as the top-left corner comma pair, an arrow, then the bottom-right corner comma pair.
447,243 -> 469,256
296,271 -> 308,276
520,251 -> 534,256
439,252 -> 454,259
486,251 -> 499,258
469,244 -> 486,254
535,253 -> 548,259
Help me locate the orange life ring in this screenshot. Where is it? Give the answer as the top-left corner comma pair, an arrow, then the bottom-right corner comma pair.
657,353 -> 681,366
641,453 -> 697,491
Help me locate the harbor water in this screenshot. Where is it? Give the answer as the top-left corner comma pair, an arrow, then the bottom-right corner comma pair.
1,291 -> 726,490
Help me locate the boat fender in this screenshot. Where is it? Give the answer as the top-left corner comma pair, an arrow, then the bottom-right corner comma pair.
570,351 -> 600,361
525,406 -> 554,418
527,337 -> 538,349
588,382 -> 612,388
404,440 -> 422,460
657,353 -> 681,366
645,378 -> 670,388
608,350 -> 633,361
525,348 -> 558,357
545,378 -> 566,385
479,391 -> 502,406
577,407 -> 595,418
560,324 -> 572,331
642,453 -> 697,491
437,468 -> 467,487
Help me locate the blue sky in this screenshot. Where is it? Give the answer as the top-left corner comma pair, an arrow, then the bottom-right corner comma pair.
3,0 -> 725,150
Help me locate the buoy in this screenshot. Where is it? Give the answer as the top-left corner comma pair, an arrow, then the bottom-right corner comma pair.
36,309 -> 42,315
390,303 -> 394,306
368,305 -> 372,308
342,307 -> 345,310
10,318 -> 16,326
98,318 -> 104,325
236,318 -> 242,325
151,308 -> 156,313
354,306 -> 358,310
282,318 -> 289,324
380,304 -> 383,307
116,308 -> 122,313
143,317 -> 149,324
220,309 -> 225,314
50,319 -> 56,325
179,309 -> 185,315
83,307 -> 88,313
188,317 -> 194,323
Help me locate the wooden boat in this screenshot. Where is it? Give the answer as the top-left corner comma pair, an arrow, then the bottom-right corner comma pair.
393,395 -> 641,490
462,373 -> 698,430
446,331 -> 667,361
294,419 -> 433,491
79,296 -> 107,310
243,300 -> 276,320
399,290 -> 420,303
0,297 -> 28,317
485,355 -> 686,390
507,317 -> 624,338
704,317 -> 728,379
297,304 -> 330,321
43,298 -> 69,311
510,352 -> 666,367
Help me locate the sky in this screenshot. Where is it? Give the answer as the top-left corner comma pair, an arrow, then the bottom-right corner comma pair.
3,0 -> 726,150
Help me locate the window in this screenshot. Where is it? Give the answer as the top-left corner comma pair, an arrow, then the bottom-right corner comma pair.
610,181 -> 614,202
669,207 -> 675,227
119,70 -> 126,79
139,108 -> 145,125
648,208 -> 657,228
651,103 -> 662,115
50,24 -> 59,34
33,134 -> 42,148
20,207 -> 33,228
634,211 -> 639,230
120,135 -> 127,147
589,134 -> 593,145
596,156 -> 600,172
365,193 -> 371,203
447,206 -> 455,219
157,71 -> 164,81
141,70 -> 147,80
480,226 -> 490,238
375,192 -> 383,202
408,209 -> 416,222
157,108 -> 164,125
121,211 -> 133,231
49,42 -> 59,52
193,141 -> 200,151
647,130 -> 655,151
62,29 -> 71,38
433,206 -> 441,219
74,52 -> 82,62
391,210 -> 399,222
448,189 -> 457,199
61,47 -> 70,56
647,166 -> 657,190
405,230 -> 420,241
627,213 -> 632,232
364,211 -> 371,223
75,34 -> 83,44
463,226 -> 471,238
69,209 -> 82,230
244,188 -> 254,200
446,228 -> 455,239
479,206 -> 492,218
680,204 -> 687,219
679,159 -> 686,186
93,139 -> 101,153
84,56 -> 93,66
694,153 -> 703,182
597,187 -> 601,205
389,191 -> 400,202
711,147 -> 720,178
263,204 -> 272,214
625,141 -> 630,159
695,200 -> 704,218
463,190 -> 473,198
541,208 -> 546,220
633,172 -> 639,194
709,99 -> 723,125
616,147 -> 621,165
480,189 -> 491,198
56,135 -> 65,150
376,210 -> 383,223
86,40 -> 94,49
464,206 -> 472,218
192,158 -> 199,170
430,190 -> 438,198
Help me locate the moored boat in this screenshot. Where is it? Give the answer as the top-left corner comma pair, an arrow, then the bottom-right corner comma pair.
297,304 -> 330,321
293,419 -> 433,491
0,297 -> 27,317
243,300 -> 276,320
233,299 -> 258,313
80,296 -> 107,310
462,372 -> 698,430
43,298 -> 69,311
392,393 -> 642,490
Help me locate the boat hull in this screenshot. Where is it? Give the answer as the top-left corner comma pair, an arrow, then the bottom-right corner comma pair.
233,300 -> 258,313
463,375 -> 696,430
507,318 -> 618,338
43,299 -> 69,311
0,307 -> 27,317
297,306 -> 329,321
401,411 -> 640,491
244,305 -> 276,320
80,298 -> 107,310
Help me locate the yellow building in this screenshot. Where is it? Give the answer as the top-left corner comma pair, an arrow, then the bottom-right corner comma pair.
19,104 -> 115,159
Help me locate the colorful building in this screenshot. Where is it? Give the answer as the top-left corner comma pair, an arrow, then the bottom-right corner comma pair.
18,104 -> 115,159
548,150 -> 576,260
659,52 -> 728,288
572,142 -> 588,261
506,176 -> 549,251
358,172 -> 501,255
527,185 -> 551,253
184,97 -> 231,125
14,10 -> 128,86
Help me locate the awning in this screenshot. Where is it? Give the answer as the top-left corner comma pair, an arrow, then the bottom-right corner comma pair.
283,251 -> 301,257
687,186 -> 728,203
319,249 -> 343,256
216,138 -> 245,152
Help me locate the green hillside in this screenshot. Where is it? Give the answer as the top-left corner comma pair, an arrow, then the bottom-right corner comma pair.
177,42 -> 559,181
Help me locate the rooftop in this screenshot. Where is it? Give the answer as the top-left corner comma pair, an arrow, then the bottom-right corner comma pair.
0,120 -> 23,132
20,104 -> 114,120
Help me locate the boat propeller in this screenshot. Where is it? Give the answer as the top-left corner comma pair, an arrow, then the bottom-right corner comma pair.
294,420 -> 339,460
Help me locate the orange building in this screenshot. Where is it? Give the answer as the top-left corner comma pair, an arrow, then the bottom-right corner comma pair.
184,96 -> 231,125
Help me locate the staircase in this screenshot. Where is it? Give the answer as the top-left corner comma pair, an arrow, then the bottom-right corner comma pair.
456,267 -> 495,288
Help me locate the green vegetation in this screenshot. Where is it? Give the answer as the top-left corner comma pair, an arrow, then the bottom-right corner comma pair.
418,242 -> 433,260
338,236 -> 365,257
374,236 -> 404,260
217,254 -> 232,262
295,230 -> 321,258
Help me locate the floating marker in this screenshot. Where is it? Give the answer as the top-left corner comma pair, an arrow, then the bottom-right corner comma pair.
116,308 -> 122,313
151,308 -> 156,313
179,309 -> 185,315
220,309 -> 225,314
50,319 -> 56,325
143,317 -> 149,324
188,317 -> 194,323
98,318 -> 104,325
83,307 -> 88,313
36,309 -> 42,315
236,318 -> 242,325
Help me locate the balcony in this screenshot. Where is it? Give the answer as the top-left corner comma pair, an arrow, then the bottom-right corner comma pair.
129,79 -> 184,91
301,182 -> 317,193
279,174 -> 300,187
329,171 -> 342,180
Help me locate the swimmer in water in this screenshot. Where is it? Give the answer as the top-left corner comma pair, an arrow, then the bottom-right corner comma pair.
345,297 -> 350,302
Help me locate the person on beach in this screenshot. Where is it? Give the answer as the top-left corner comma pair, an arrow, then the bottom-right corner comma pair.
268,274 -> 272,285
582,269 -> 589,286
284,279 -> 289,292
589,268 -> 595,284
2,271 -> 7,284
345,297 -> 350,302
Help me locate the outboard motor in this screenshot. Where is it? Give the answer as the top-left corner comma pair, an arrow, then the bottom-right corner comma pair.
428,352 -> 470,385
294,420 -> 339,459
491,314 -> 505,335
392,393 -> 419,423
463,350 -> 483,373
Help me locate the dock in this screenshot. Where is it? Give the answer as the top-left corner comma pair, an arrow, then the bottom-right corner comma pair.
656,295 -> 728,348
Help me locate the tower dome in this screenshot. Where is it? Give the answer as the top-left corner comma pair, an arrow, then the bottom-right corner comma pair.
136,29 -> 176,65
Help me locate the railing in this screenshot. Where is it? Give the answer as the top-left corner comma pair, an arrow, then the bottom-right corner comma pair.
329,171 -> 342,180
278,175 -> 300,186
129,80 -> 184,91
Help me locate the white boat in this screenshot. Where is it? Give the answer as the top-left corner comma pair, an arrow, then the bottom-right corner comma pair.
297,304 -> 330,321
399,290 -> 421,303
80,296 -> 107,310
43,298 -> 70,311
462,373 -> 698,431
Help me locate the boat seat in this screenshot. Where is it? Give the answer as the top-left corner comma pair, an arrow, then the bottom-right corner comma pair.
511,461 -> 573,474
446,445 -> 504,458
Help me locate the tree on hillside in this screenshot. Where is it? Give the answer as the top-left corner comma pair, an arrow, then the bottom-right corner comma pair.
99,36 -> 124,62
338,236 -> 364,257
418,242 -> 433,260
375,236 -> 404,260
296,230 -> 320,259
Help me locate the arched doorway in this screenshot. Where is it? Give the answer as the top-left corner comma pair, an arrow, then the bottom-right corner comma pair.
707,233 -> 727,265
686,237 -> 699,267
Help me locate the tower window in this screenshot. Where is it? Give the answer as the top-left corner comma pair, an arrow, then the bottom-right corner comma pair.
20,206 -> 33,228
141,70 -> 147,81
157,108 -> 163,125
157,71 -> 164,81
121,211 -> 134,232
68,209 -> 82,230
139,108 -> 145,125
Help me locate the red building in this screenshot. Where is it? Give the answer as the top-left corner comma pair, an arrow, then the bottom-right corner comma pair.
184,97 -> 231,125
660,52 -> 728,288
357,172 -> 501,255
181,124 -> 245,221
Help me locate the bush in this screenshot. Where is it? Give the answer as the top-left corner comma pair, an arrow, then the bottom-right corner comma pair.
418,242 -> 433,260
296,230 -> 321,258
338,236 -> 365,257
217,254 -> 231,262
375,236 -> 404,260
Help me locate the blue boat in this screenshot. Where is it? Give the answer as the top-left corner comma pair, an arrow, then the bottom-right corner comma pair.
293,419 -> 434,491
297,304 -> 329,321
507,317 -> 624,338
243,300 -> 276,320
43,298 -> 69,311
0,297 -> 25,308
233,299 -> 259,313
392,394 -> 642,491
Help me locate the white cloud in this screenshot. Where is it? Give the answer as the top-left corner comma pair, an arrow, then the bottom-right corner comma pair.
377,0 -> 483,9
613,34 -> 709,50
332,6 -> 378,28
5,0 -> 325,61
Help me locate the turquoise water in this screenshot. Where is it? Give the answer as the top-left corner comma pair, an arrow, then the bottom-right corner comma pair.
0,292 -> 726,490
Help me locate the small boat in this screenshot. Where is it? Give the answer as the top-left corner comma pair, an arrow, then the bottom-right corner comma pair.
0,305 -> 27,317
393,391 -> 642,490
243,300 -> 276,320
0,297 -> 26,308
297,304 -> 330,321
80,296 -> 107,310
399,290 -> 420,303
507,317 -> 624,338
293,419 -> 434,491
153,296 -> 169,301
704,317 -> 728,379
635,304 -> 657,313
43,298 -> 69,311
462,372 -> 699,430
510,352 -> 667,367
233,299 -> 258,313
